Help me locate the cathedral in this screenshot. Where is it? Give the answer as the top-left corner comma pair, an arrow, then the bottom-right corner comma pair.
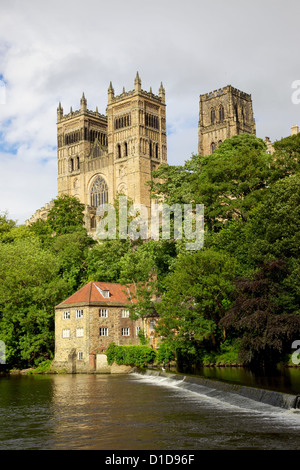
198,85 -> 256,155
26,76 -> 258,230
56,72 -> 167,232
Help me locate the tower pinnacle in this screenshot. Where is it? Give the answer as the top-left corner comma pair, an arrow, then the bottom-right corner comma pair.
57,102 -> 63,121
80,92 -> 87,111
108,81 -> 115,103
134,71 -> 141,92
159,82 -> 165,103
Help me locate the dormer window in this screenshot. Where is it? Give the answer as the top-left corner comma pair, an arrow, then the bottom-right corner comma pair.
94,284 -> 110,298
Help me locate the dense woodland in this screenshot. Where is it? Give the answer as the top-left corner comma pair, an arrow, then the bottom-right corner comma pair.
0,133 -> 299,371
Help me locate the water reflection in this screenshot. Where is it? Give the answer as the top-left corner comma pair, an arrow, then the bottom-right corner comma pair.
0,373 -> 300,450
50,374 -> 172,450
183,366 -> 300,395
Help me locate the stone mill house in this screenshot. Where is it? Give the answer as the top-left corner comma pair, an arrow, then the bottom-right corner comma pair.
52,281 -> 158,373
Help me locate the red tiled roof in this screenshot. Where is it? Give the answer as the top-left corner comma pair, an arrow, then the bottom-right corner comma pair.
56,281 -> 136,307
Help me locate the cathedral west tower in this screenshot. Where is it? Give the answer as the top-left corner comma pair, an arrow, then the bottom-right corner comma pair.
56,73 -> 167,232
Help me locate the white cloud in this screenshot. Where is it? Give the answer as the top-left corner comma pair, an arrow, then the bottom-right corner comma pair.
0,0 -> 300,223
0,151 -> 57,223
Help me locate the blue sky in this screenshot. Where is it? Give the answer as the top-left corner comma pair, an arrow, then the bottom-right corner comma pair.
0,0 -> 300,224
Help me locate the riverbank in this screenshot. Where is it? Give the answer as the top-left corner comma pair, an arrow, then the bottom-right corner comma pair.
2,360 -> 299,397
4,359 -> 300,376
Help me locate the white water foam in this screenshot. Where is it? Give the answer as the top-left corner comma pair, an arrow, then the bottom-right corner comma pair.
131,372 -> 300,429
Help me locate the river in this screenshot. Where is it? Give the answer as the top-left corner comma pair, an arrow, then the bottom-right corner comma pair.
0,371 -> 300,451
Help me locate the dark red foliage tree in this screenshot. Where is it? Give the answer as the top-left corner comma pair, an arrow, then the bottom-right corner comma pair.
220,259 -> 300,368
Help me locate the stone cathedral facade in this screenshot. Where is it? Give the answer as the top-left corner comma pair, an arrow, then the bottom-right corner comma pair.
26,79 -> 258,229
198,85 -> 256,156
56,73 -> 167,232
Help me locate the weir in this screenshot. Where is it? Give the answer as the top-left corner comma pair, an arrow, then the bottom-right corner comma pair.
134,369 -> 300,410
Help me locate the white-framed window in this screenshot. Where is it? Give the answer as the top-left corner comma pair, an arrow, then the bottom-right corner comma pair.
149,320 -> 156,330
63,311 -> 70,320
62,329 -> 70,338
100,328 -> 108,336
122,328 -> 130,336
121,309 -> 130,318
99,308 -> 108,318
76,309 -> 83,319
78,351 -> 83,360
76,328 -> 84,337
136,326 -> 141,336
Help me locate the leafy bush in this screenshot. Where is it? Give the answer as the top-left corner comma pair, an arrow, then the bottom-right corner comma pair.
198,341 -> 240,366
157,342 -> 175,365
28,360 -> 52,374
105,343 -> 156,368
214,340 -> 240,365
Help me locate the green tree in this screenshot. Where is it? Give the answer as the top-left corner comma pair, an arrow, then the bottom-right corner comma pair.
151,134 -> 273,232
47,194 -> 86,235
206,219 -> 251,275
118,239 -> 177,285
154,248 -> 238,368
51,231 -> 94,291
118,243 -> 157,284
270,133 -> 300,182
149,163 -> 193,206
86,238 -> 131,283
0,238 -> 69,367
189,134 -> 272,229
245,173 -> 300,265
206,173 -> 300,368
157,342 -> 175,367
0,212 -> 18,242
207,172 -> 300,275
28,218 -> 53,246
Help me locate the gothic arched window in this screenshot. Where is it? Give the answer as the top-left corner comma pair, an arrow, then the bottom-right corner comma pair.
235,105 -> 239,122
219,105 -> 225,122
90,216 -> 96,230
241,107 -> 245,123
211,142 -> 216,153
90,176 -> 108,208
211,109 -> 215,124
117,144 -> 121,159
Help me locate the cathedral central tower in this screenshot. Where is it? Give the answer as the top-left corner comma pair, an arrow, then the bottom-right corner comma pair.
198,85 -> 256,155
